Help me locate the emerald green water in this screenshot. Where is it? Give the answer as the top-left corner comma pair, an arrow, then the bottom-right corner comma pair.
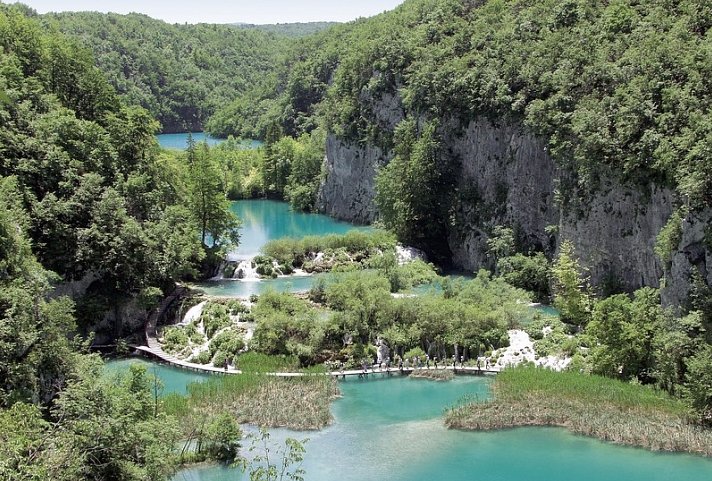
229,199 -> 371,258
168,372 -> 712,481
104,358 -> 209,395
193,200 -> 370,297
196,274 -> 326,297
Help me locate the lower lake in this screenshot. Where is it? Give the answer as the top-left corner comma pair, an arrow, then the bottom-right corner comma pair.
107,360 -> 712,481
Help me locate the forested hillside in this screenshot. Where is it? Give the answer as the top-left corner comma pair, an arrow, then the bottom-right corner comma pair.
225,0 -> 712,298
0,4 -> 243,478
233,21 -> 338,38
39,11 -> 288,132
0,4 -> 239,339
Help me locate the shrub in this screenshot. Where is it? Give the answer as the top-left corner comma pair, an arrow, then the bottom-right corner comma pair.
162,327 -> 189,354
202,303 -> 232,339
191,350 -> 212,365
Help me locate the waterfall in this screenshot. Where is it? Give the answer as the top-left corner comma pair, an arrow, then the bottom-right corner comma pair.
180,301 -> 207,325
236,257 -> 260,281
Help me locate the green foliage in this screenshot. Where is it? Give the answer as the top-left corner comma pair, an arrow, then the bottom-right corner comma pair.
251,292 -> 325,361
235,22 -> 337,38
0,177 -> 78,407
551,241 -> 591,325
2,358 -> 182,481
482,365 -> 690,416
683,344 -> 712,425
487,226 -> 515,263
375,119 -> 453,259
201,303 -> 232,339
0,4 -> 207,304
241,429 -> 307,481
162,327 -> 190,355
262,229 -> 396,270
588,288 -> 662,380
186,140 -> 242,250
44,11 -> 289,132
204,412 -> 242,462
655,210 -> 684,267
209,328 -> 246,365
497,252 -> 551,302
237,353 -> 301,373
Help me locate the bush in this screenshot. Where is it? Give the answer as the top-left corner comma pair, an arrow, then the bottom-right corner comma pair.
191,350 -> 212,365
213,350 -> 231,368
226,300 -> 249,315
162,327 -> 189,354
202,303 -> 232,339
209,329 -> 246,358
404,347 -> 426,360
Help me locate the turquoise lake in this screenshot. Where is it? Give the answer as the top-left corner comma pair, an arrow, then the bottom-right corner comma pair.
228,199 -> 371,258
106,360 -> 712,481
193,200 -> 370,297
156,132 -> 263,150
104,358 -> 210,395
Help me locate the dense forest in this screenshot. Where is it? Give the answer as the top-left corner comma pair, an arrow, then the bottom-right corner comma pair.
233,21 -> 338,38
203,0 -> 712,421
2,0 -> 712,478
224,0 -> 712,211
38,11 -> 290,132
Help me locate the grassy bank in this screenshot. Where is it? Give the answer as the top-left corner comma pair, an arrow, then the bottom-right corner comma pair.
164,357 -> 339,432
445,366 -> 712,457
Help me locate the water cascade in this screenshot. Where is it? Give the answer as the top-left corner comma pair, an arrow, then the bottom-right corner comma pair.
236,258 -> 260,281
180,301 -> 206,326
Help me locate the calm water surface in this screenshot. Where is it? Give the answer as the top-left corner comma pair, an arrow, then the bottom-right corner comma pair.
156,132 -> 263,150
169,373 -> 712,481
104,358 -> 209,395
105,359 -> 712,481
193,200 -> 370,297
230,200 -> 371,258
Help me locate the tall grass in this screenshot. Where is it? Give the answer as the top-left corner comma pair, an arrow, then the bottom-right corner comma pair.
163,355 -> 339,431
445,366 -> 712,457
237,352 -> 300,373
493,366 -> 689,416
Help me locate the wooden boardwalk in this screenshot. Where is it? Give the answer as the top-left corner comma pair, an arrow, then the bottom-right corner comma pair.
132,341 -> 500,378
135,288 -> 500,378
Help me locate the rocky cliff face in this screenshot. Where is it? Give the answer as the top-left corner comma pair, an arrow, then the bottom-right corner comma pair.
317,95 -> 699,301
317,89 -> 405,224
662,210 -> 712,310
316,134 -> 385,224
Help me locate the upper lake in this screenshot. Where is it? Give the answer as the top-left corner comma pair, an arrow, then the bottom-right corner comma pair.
156,132 -> 263,150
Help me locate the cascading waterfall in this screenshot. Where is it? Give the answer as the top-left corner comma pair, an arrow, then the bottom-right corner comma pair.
180,300 -> 207,325
236,257 -> 260,281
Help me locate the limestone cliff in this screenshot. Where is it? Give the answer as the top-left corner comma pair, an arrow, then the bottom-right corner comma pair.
662,210 -> 712,310
317,97 -> 699,301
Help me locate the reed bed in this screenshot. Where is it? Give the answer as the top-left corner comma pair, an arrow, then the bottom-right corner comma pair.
164,371 -> 339,431
445,366 -> 712,457
410,369 -> 454,381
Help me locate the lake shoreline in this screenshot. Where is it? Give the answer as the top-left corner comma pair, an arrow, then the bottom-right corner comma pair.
445,367 -> 712,458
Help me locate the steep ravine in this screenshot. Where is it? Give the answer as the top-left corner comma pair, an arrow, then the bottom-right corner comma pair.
317,96 -> 710,307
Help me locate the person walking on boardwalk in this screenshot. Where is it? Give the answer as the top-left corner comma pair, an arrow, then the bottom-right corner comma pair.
460,355 -> 464,368
426,354 -> 430,369
452,355 -> 456,370
434,356 -> 438,369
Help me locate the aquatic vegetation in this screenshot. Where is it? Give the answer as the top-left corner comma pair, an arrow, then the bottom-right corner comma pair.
164,370 -> 338,432
410,369 -> 454,381
446,366 -> 712,457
